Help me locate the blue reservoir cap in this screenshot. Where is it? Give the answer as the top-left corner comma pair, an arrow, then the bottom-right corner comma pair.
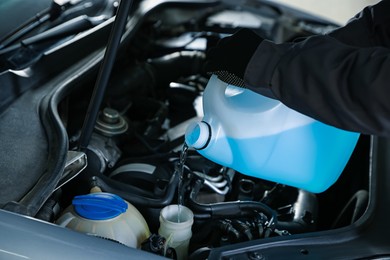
72,193 -> 128,220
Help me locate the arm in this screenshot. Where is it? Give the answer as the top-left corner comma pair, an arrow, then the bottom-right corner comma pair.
244,1 -> 390,136
245,35 -> 390,136
328,0 -> 390,48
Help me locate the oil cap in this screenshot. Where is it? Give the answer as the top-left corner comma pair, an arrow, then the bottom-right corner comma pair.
72,192 -> 128,220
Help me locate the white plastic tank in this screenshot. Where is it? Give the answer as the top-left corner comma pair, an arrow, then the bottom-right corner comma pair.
56,188 -> 150,248
158,205 -> 193,260
185,75 -> 360,193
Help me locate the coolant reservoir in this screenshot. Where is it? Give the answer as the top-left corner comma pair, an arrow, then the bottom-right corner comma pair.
185,75 -> 360,193
56,189 -> 150,248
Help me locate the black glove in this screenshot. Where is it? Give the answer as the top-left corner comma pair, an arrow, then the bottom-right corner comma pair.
205,28 -> 264,87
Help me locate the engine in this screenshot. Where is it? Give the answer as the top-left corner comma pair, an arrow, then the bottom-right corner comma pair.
32,1 -> 369,259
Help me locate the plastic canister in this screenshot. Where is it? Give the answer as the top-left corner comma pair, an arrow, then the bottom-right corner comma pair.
56,191 -> 150,248
158,205 -> 194,260
185,75 -> 360,193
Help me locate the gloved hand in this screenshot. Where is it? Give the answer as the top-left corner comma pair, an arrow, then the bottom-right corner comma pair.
205,28 -> 264,87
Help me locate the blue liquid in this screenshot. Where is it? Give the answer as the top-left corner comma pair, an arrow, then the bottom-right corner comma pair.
177,143 -> 188,223
199,122 -> 359,193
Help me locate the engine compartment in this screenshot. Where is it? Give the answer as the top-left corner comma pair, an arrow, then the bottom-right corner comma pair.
27,1 -> 370,259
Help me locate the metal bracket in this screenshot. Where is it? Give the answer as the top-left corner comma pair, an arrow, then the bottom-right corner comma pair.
55,151 -> 87,191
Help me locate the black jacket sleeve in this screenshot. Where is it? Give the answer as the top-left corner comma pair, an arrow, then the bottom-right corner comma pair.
244,0 -> 390,136
329,0 -> 390,48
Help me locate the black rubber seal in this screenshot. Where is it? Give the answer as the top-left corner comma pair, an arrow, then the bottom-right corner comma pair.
196,121 -> 212,150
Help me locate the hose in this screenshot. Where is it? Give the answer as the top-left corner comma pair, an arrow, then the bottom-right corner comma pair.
90,171 -> 178,208
148,50 -> 206,88
331,189 -> 369,229
188,179 -> 277,229
275,190 -> 318,233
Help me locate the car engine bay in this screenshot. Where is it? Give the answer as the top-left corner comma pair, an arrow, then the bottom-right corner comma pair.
0,0 -> 371,259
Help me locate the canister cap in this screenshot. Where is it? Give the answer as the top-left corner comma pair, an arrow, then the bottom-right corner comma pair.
73,192 -> 128,220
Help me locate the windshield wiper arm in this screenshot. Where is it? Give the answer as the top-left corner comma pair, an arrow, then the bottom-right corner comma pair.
0,15 -> 107,56
0,0 -> 82,50
23,15 -> 107,46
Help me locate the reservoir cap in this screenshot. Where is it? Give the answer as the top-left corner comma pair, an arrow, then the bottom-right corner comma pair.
73,192 -> 128,220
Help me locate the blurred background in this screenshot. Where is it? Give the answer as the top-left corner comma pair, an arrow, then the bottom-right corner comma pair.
270,0 -> 381,25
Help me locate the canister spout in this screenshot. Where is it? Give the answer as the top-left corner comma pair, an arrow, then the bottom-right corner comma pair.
185,121 -> 211,150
